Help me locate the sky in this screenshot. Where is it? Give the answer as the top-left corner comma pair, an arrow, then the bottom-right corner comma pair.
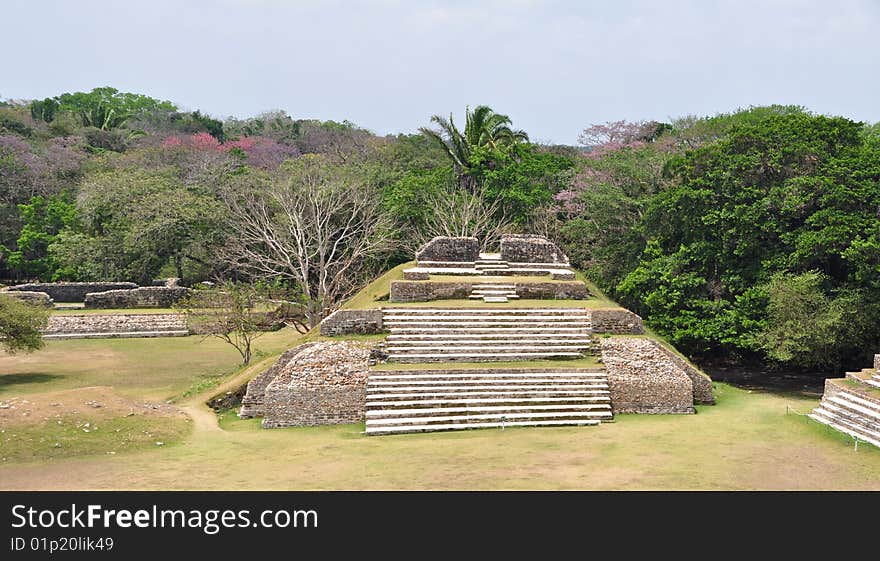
4,0 -> 879,144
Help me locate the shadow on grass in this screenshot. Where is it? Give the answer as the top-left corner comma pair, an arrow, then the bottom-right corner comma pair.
0,372 -> 63,389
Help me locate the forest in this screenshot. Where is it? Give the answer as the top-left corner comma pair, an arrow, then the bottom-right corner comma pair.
1,87 -> 878,371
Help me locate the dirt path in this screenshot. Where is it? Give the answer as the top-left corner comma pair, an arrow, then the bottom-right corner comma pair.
176,354 -> 279,435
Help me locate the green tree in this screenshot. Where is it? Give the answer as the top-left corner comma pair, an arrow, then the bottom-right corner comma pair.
420,105 -> 528,191
57,87 -> 176,130
7,194 -> 78,280
0,296 -> 48,354
755,271 -> 869,370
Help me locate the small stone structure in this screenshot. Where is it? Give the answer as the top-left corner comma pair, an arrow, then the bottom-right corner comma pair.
875,353 -> 880,371
319,309 -> 384,336
0,290 -> 53,307
43,313 -> 189,339
591,308 -> 645,334
5,282 -> 137,303
84,286 -> 190,308
241,341 -> 373,428
415,236 -> 480,262
600,337 -> 696,414
239,343 -> 321,418
500,234 -> 568,264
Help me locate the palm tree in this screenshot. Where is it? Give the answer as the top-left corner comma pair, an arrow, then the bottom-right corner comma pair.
420,105 -> 528,191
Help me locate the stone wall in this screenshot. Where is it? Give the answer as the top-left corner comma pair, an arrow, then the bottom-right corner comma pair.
320,309 -> 385,336
600,337 -> 695,414
415,236 -> 480,262
515,282 -> 588,300
389,280 -> 588,302
875,354 -> 880,371
84,286 -> 190,308
44,313 -> 188,336
1,290 -> 53,307
591,308 -> 644,334
500,234 -> 568,264
259,341 -> 372,428
647,340 -> 715,405
239,343 -> 321,418
6,282 -> 137,303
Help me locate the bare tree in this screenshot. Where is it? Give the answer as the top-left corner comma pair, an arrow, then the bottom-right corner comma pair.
220,155 -> 393,328
412,182 -> 511,252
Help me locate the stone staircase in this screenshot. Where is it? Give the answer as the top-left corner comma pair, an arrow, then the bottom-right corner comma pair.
809,387 -> 880,448
468,283 -> 519,303
382,308 -> 591,363
365,368 -> 612,435
474,254 -> 510,274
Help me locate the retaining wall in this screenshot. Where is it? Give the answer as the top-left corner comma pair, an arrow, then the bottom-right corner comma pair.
591,308 -> 644,334
6,282 -> 137,303
258,341 -> 372,428
84,286 -> 190,308
320,309 -> 385,336
600,337 -> 695,414
1,290 -> 53,307
44,313 -> 188,337
389,280 -> 588,302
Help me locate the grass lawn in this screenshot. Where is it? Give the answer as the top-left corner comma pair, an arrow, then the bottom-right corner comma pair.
0,329 -> 301,402
1,380 -> 879,490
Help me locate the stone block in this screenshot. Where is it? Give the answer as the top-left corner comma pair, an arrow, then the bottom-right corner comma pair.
415,236 -> 480,262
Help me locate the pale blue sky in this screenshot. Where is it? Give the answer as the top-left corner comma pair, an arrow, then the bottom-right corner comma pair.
4,0 -> 878,144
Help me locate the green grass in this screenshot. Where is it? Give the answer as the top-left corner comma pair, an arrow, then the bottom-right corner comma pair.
342,262 -> 410,310
2,382 -> 879,489
0,329 -> 301,402
0,413 -> 191,463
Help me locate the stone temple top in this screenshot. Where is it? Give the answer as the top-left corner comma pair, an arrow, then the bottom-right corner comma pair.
407,235 -> 574,280
415,234 -> 569,265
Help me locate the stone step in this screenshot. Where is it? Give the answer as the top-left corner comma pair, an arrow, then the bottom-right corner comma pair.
481,296 -> 509,303
472,284 -> 516,289
366,403 -> 611,416
387,326 -> 591,333
387,333 -> 592,340
810,409 -> 880,447
865,378 -> 880,389
368,378 -> 604,387
416,261 -> 476,268
365,419 -> 601,435
368,383 -> 609,393
388,352 -> 585,362
387,334 -> 590,347
826,394 -> 880,420
367,388 -> 609,400
468,294 -> 520,300
386,344 -> 589,353
367,410 -> 613,426
43,330 -> 190,340
382,308 -> 590,314
370,370 -> 606,379
366,396 -> 611,408
470,289 -> 517,295
385,316 -> 590,323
